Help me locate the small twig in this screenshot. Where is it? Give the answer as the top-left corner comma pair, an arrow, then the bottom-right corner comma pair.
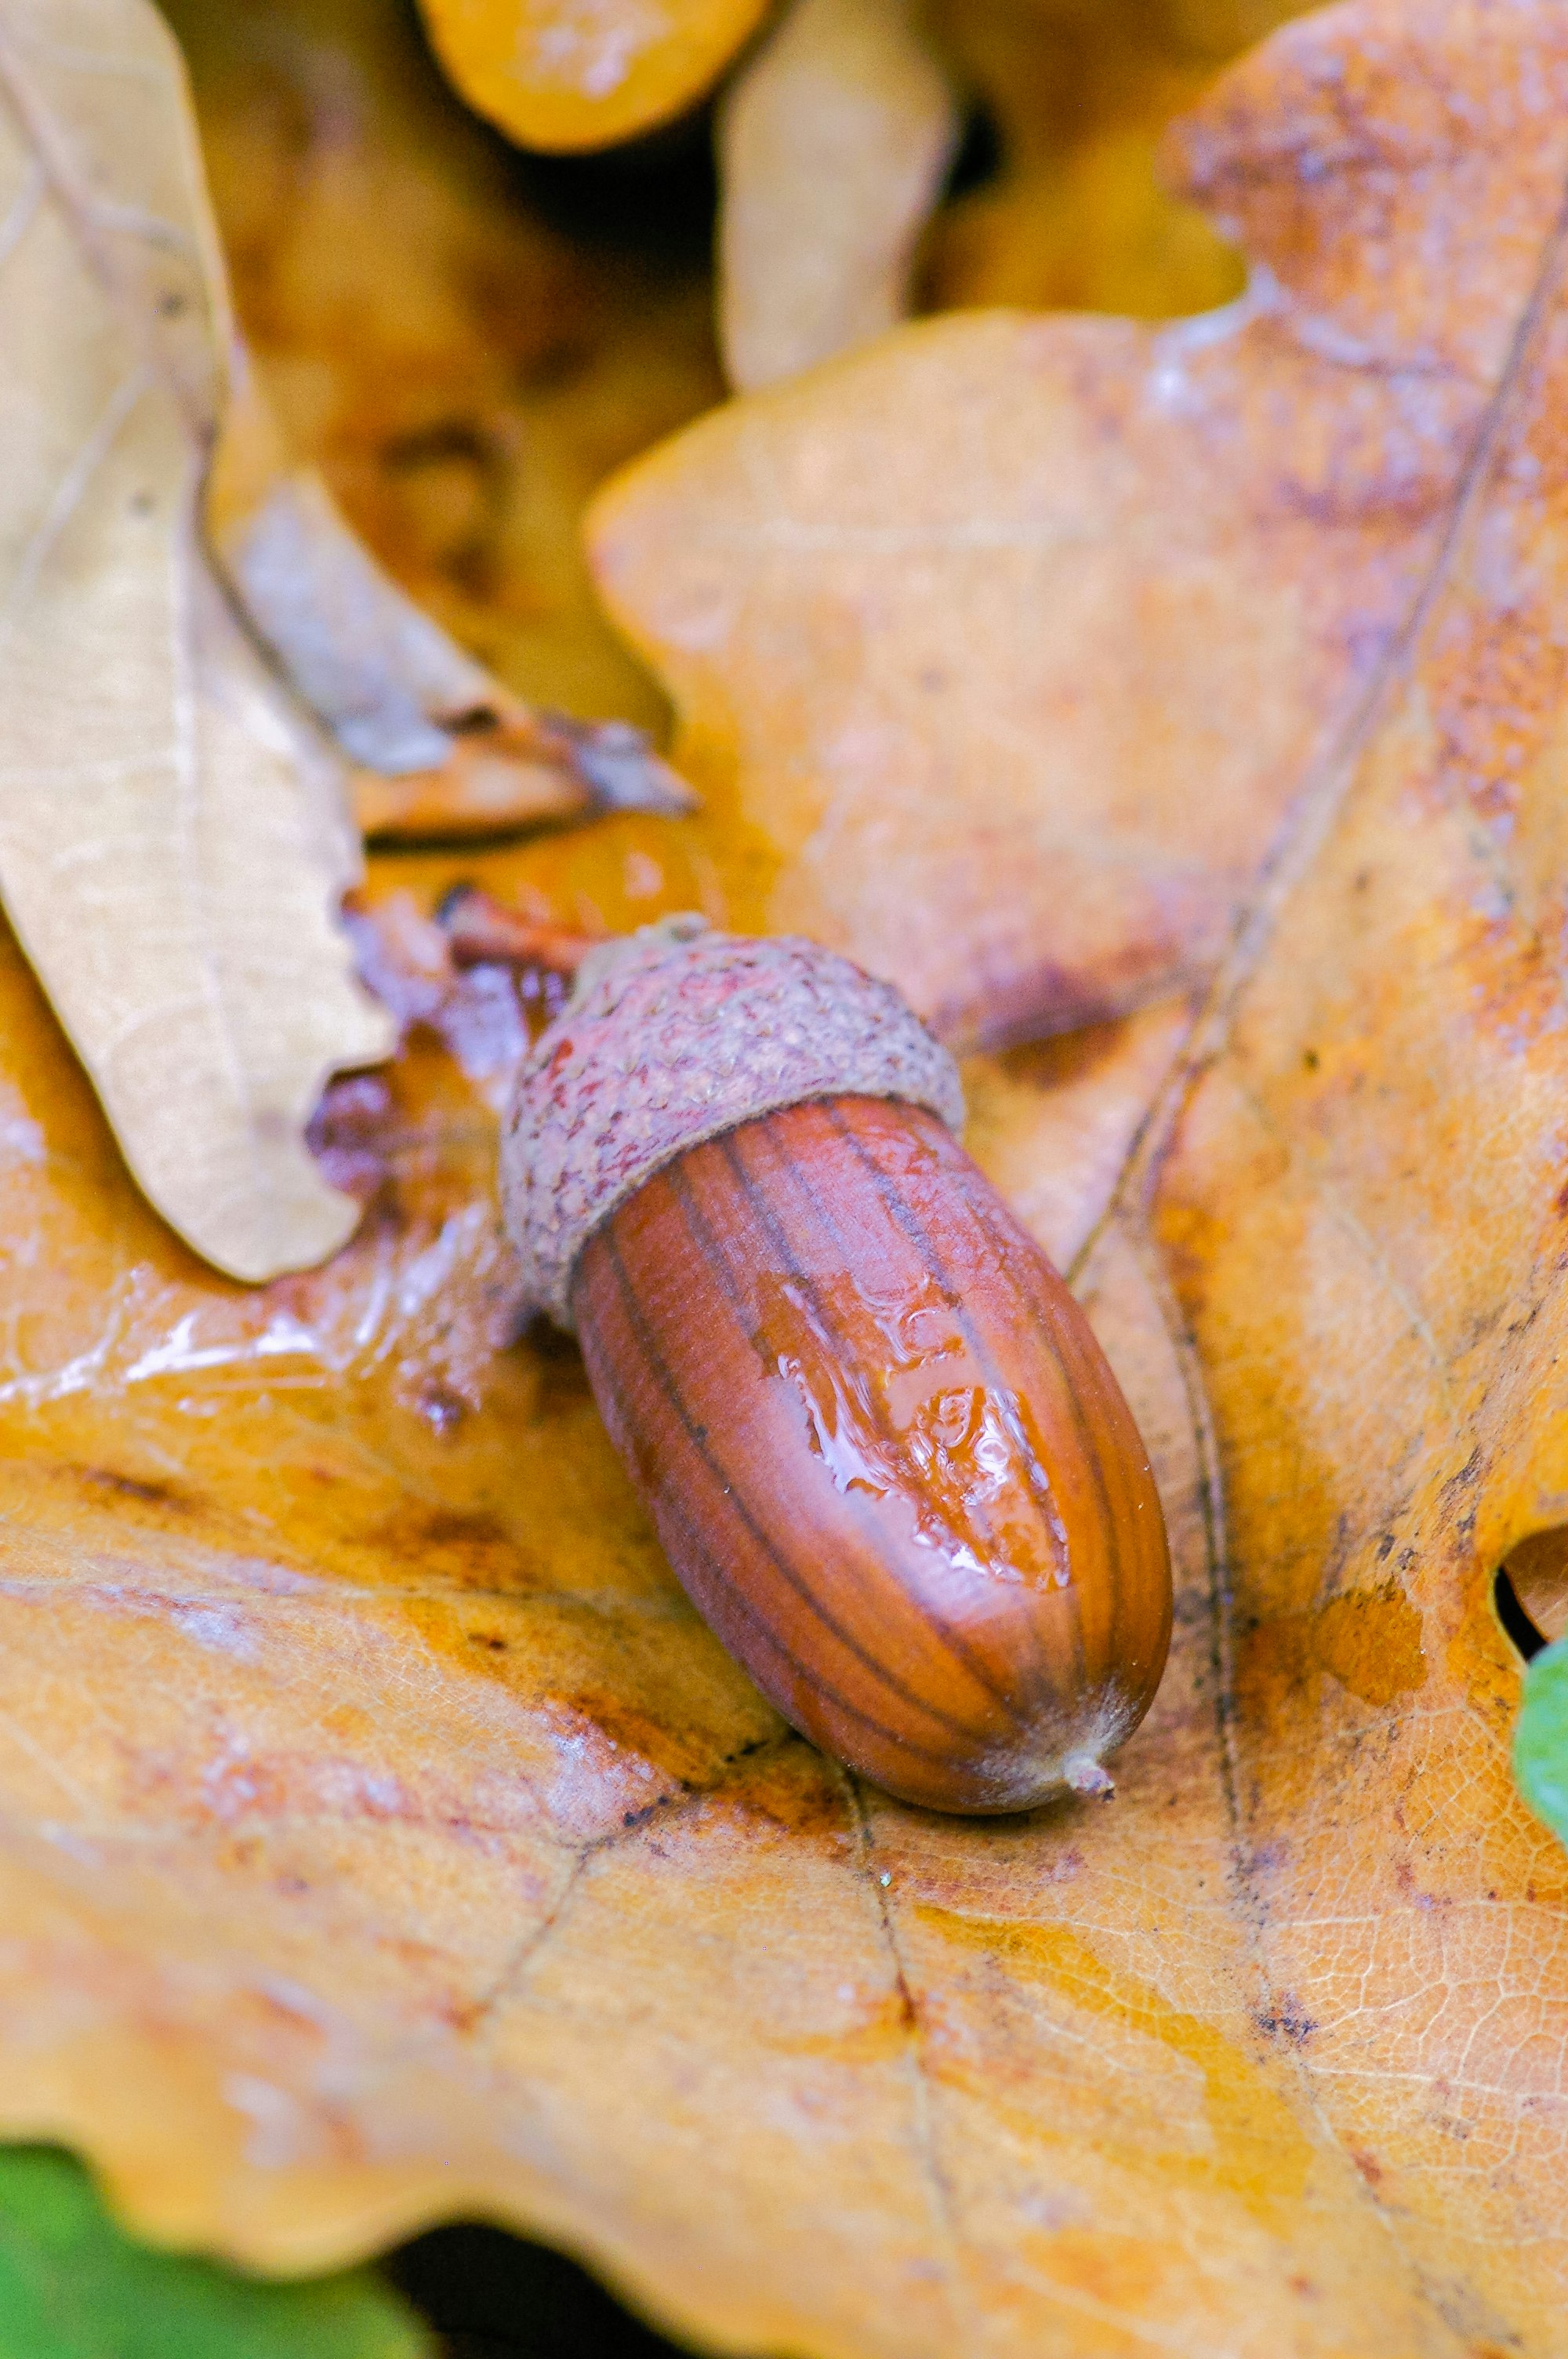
356,710 -> 696,844
532,710 -> 696,819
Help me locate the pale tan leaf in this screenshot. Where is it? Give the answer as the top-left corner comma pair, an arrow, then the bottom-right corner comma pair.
0,0 -> 392,1282
717,0 -> 958,391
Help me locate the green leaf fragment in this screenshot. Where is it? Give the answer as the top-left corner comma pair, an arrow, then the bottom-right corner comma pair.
0,2147 -> 431,2359
1514,1634 -> 1568,1845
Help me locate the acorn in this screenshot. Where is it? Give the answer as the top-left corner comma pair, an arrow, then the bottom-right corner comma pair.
500,919 -> 1171,1814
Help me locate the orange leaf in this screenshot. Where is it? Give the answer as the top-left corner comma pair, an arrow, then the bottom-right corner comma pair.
4,4 -> 1568,2357
592,0 -> 1568,1056
415,0 -> 773,152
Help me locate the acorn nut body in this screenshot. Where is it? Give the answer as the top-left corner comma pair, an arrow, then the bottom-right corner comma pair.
503,924 -> 1172,1814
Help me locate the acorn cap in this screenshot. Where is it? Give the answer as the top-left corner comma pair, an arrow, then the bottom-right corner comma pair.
501,918 -> 965,1327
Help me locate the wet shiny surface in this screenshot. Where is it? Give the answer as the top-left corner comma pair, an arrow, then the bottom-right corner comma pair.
575,1097 -> 1172,1811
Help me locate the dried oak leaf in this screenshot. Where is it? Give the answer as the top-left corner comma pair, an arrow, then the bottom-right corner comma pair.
0,0 -> 392,1281
591,0 -> 1568,1056
2,2 -> 1568,2355
415,0 -> 772,151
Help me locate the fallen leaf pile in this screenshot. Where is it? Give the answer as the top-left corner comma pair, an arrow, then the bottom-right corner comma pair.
3,0 -> 1568,2353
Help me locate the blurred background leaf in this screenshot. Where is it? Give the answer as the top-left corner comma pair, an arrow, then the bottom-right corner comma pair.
0,2149 -> 710,2357
1515,1634 -> 1568,1852
0,2149 -> 426,2359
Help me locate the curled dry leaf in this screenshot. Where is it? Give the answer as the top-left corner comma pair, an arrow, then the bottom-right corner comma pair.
3,2 -> 1568,2355
415,0 -> 773,151
435,881 -> 603,973
0,0 -> 392,1281
209,373 -> 695,839
592,0 -> 1568,1056
717,0 -> 958,391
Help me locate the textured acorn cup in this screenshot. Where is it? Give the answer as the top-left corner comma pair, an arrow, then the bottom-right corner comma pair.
503,925 -> 1172,1814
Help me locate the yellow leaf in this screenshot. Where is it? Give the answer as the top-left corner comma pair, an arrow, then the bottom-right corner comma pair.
415,0 -> 773,153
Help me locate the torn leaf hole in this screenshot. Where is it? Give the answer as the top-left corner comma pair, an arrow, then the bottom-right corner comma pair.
1495,1569 -> 1546,1663
1495,1527 -> 1568,1661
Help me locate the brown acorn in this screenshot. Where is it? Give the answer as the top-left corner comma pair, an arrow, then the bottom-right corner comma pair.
501,920 -> 1171,1814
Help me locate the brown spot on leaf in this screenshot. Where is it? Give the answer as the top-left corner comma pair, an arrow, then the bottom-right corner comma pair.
75,1467 -> 191,1512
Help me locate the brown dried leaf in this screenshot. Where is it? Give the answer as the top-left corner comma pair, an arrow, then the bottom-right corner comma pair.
0,0 -> 391,1281
717,0 -> 958,391
591,0 -> 1568,1053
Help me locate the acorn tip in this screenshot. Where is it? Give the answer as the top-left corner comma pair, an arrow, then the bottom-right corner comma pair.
1063,1754 -> 1116,1800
